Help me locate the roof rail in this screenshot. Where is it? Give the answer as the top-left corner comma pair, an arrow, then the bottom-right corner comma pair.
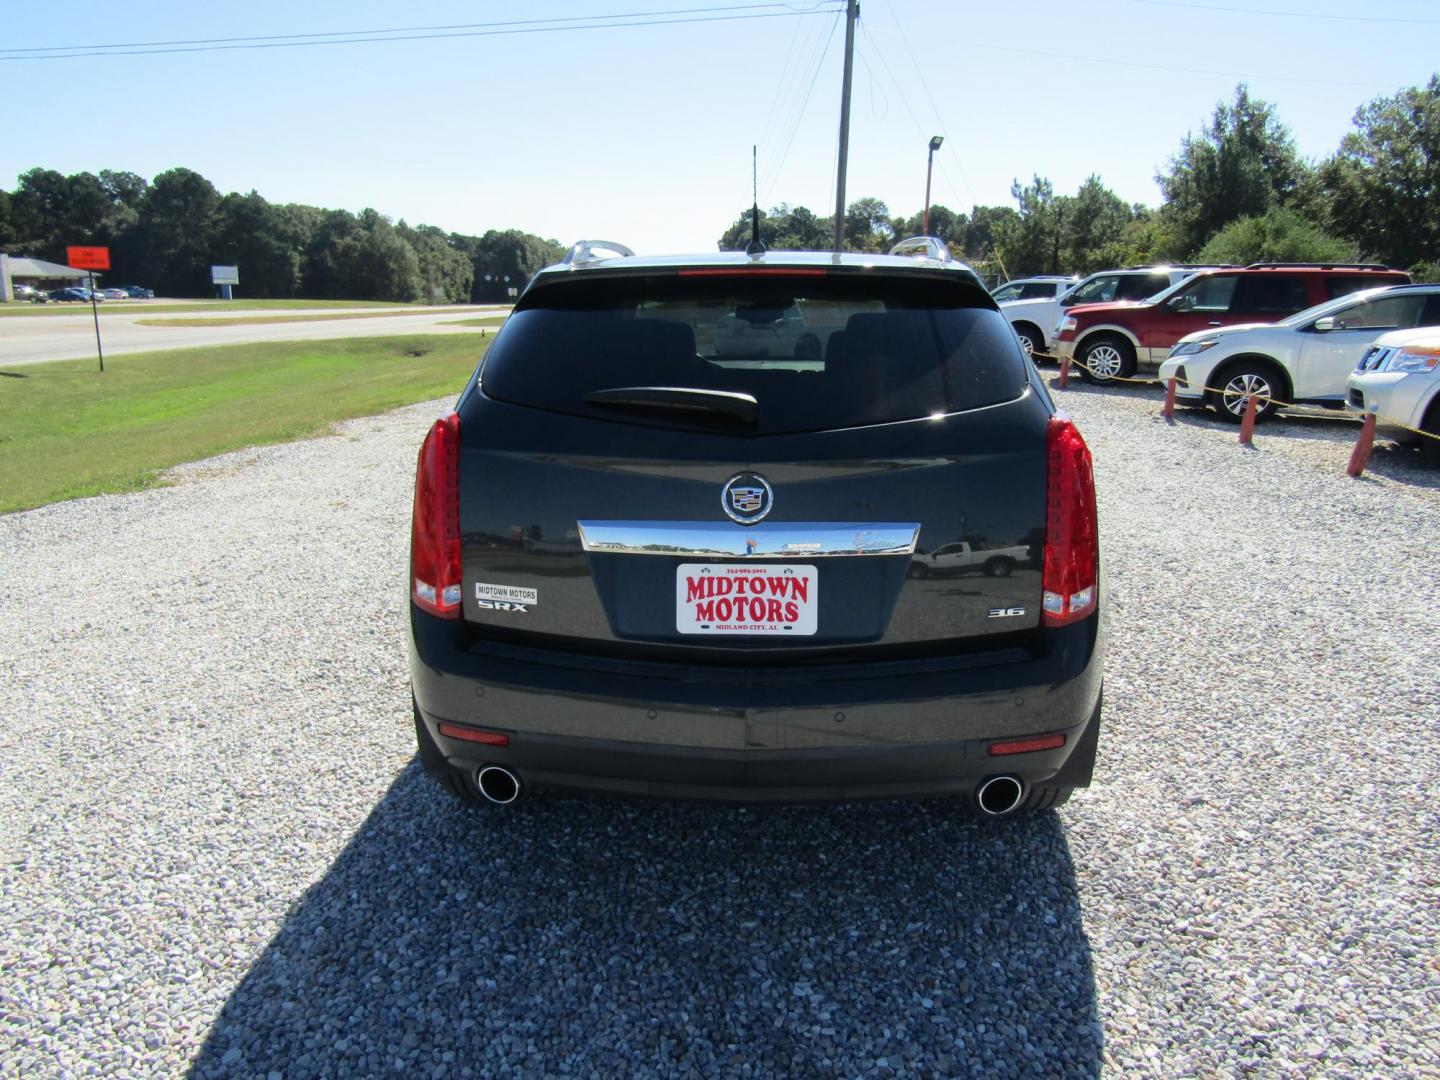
1243,261 -> 1393,271
888,236 -> 952,263
562,240 -> 636,267
1122,263 -> 1236,270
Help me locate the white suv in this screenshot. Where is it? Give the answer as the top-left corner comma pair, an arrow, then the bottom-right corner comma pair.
999,266 -> 1212,360
990,276 -> 1077,304
1157,284 -> 1440,422
1346,328 -> 1440,465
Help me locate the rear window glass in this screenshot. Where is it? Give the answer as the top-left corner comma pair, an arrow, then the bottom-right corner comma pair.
1020,281 -> 1061,300
1183,274 -> 1238,312
1068,275 -> 1120,304
479,274 -> 1028,435
1231,274 -> 1309,313
1325,275 -> 1408,301
1118,273 -> 1172,301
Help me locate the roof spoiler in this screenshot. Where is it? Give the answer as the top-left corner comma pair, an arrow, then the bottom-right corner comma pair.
562,240 -> 636,267
888,236 -> 952,263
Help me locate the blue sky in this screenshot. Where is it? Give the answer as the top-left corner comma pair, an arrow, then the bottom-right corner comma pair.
3,0 -> 1437,254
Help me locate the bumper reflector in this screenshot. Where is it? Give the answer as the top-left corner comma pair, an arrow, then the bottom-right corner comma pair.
988,733 -> 1066,757
438,723 -> 510,747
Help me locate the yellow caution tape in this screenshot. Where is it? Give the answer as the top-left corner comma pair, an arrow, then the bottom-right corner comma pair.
1035,352 -> 1440,443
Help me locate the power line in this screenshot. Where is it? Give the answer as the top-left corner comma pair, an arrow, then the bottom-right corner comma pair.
756,12 -> 813,157
858,33 -> 967,213
0,2 -> 837,53
764,13 -> 842,204
864,26 -> 1409,91
1128,0 -> 1440,24
876,0 -> 977,204
758,7 -> 835,177
0,4 -> 843,61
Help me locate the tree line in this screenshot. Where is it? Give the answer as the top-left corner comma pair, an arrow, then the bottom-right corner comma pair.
718,76 -> 1440,283
3,75 -> 1435,297
0,167 -> 563,302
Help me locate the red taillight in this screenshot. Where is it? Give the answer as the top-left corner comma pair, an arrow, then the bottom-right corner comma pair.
437,722 -> 509,746
989,733 -> 1066,757
1041,415 -> 1098,627
411,411 -> 462,618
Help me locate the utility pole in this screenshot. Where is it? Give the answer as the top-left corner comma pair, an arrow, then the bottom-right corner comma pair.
831,0 -> 858,254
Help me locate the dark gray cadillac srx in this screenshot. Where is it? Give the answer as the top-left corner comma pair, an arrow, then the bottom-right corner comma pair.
408,239 -> 1103,814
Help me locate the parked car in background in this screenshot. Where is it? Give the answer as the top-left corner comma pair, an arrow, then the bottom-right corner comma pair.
1347,328 -> 1440,466
409,239 -> 1104,814
990,275 -> 1078,304
999,265 -> 1216,360
712,302 -> 838,359
118,285 -> 154,299
1055,263 -> 1412,384
1157,284 -> 1440,421
100,287 -> 128,301
48,287 -> 100,302
12,284 -> 47,302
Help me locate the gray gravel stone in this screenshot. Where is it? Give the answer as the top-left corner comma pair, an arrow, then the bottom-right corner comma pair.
0,386 -> 1436,1078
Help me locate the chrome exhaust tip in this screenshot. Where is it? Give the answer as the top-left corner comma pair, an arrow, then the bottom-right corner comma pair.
975,774 -> 1024,816
476,765 -> 522,805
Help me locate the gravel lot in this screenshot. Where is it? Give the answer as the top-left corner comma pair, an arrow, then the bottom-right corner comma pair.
2,385 -> 1437,1078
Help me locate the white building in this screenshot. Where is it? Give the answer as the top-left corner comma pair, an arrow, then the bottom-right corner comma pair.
1,254 -> 98,301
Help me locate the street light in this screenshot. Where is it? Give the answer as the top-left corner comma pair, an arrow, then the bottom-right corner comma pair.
923,135 -> 944,236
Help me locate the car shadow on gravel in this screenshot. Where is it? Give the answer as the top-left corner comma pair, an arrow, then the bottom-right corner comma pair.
190,762 -> 1099,1079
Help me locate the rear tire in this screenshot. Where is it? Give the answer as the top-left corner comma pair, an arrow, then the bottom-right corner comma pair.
1021,785 -> 1073,810
983,556 -> 1015,577
1077,335 -> 1136,384
1014,324 -> 1044,362
908,562 -> 931,579
1420,399 -> 1440,468
439,772 -> 485,805
414,693 -> 488,807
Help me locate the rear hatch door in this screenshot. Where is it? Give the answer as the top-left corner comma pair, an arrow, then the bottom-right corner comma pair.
456,268 -> 1052,657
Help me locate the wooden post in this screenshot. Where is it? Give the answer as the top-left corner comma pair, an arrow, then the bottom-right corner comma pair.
1238,394 -> 1258,445
1347,411 -> 1378,477
1162,376 -> 1178,420
1058,352 -> 1071,389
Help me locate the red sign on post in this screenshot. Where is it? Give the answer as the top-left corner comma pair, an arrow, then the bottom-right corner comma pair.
67,246 -> 111,271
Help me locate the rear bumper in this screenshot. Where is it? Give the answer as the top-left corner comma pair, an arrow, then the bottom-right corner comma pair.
408,607 -> 1104,803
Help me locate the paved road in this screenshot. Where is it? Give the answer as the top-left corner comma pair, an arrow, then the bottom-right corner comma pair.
0,304 -> 510,366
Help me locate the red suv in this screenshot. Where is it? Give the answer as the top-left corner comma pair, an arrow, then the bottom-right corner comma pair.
1054,263 -> 1412,383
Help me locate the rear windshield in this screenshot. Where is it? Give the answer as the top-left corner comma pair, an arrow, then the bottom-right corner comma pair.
479,273 -> 1028,435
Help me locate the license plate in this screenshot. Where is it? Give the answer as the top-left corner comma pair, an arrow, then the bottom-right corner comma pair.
675,563 -> 817,635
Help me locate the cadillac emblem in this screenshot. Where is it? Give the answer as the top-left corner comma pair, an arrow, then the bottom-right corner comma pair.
722,473 -> 773,525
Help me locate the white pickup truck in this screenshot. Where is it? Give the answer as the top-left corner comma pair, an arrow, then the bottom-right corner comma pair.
908,541 -> 1031,579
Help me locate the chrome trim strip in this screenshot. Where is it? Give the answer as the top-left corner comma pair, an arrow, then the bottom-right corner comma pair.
577,521 -> 920,558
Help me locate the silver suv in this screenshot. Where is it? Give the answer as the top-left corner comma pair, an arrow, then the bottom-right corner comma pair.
1158,284 -> 1440,421
1347,328 -> 1440,465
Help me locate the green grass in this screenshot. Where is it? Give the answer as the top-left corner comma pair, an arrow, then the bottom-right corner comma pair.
0,299 -> 491,318
449,316 -> 510,328
136,309 -> 477,327
0,334 -> 489,513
